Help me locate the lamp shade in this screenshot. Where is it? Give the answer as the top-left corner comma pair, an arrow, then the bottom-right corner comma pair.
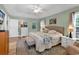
68,24 -> 73,32
20,19 -> 24,25
18,19 -> 24,28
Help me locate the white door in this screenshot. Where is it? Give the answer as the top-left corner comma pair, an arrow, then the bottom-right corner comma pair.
8,19 -> 19,37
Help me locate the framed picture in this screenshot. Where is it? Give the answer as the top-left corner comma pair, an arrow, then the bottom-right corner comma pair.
23,22 -> 28,27
0,10 -> 5,24
49,18 -> 56,24
32,22 -> 36,29
20,22 -> 28,27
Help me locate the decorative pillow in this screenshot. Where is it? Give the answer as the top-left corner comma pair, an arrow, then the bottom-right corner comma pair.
42,28 -> 49,33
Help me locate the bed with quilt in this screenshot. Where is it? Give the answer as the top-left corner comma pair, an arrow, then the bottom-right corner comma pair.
25,30 -> 63,52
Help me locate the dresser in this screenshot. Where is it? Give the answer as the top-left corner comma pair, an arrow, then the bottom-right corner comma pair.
0,30 -> 9,55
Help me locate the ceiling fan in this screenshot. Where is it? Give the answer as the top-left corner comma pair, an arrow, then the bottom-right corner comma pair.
31,4 -> 43,14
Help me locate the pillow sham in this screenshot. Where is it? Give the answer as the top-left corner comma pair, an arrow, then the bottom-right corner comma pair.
48,30 -> 57,34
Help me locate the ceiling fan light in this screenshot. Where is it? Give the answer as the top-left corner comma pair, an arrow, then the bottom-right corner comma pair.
33,8 -> 42,13
34,9 -> 40,13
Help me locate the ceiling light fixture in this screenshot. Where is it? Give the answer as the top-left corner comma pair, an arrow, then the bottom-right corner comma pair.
32,5 -> 42,13
34,7 -> 42,13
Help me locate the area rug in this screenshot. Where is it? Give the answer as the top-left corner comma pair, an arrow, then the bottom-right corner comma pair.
16,39 -> 67,55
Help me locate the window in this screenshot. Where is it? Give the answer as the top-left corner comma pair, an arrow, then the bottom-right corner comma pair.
73,12 -> 79,39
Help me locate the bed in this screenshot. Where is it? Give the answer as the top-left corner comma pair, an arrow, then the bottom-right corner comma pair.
25,25 -> 64,52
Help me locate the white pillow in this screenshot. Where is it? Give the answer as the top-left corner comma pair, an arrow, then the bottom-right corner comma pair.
42,28 -> 49,33
48,30 -> 57,34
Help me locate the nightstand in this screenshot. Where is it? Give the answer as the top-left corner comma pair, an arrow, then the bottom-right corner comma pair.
61,36 -> 76,48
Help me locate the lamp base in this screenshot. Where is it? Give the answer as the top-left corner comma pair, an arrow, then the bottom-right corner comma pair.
69,32 -> 72,38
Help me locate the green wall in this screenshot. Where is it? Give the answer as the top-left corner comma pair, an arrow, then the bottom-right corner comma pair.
40,6 -> 79,35
24,19 -> 40,32
40,11 -> 69,35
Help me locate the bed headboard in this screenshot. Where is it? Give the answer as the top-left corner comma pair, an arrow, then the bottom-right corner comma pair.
45,25 -> 64,35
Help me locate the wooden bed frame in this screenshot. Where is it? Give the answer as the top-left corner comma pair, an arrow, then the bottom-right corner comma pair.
45,25 -> 64,35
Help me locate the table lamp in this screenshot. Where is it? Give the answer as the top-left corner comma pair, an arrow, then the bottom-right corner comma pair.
68,25 -> 73,38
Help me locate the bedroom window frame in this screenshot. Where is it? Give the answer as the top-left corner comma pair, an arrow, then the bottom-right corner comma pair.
72,12 -> 79,40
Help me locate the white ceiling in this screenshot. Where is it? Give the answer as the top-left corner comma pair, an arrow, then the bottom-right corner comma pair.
3,4 -> 79,19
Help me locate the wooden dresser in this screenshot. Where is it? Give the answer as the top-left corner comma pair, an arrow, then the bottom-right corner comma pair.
0,30 -> 9,55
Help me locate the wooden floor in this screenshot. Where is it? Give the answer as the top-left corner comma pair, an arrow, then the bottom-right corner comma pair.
9,37 -> 18,55
9,37 -> 28,55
